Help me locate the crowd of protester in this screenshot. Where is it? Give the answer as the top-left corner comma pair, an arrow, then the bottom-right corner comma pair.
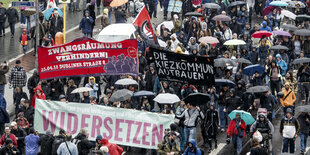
1,0 -> 310,155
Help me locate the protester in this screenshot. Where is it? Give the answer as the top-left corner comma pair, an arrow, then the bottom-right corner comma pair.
25,128 -> 40,155
114,6 -> 126,23
157,131 -> 180,155
51,129 -> 66,155
39,130 -> 54,155
5,4 -> 18,37
0,125 -> 18,147
99,138 -> 123,155
19,29 -> 31,54
27,70 -> 40,101
182,139 -> 202,155
0,61 -> 8,96
101,8 -> 109,29
249,138 -> 264,155
202,104 -> 218,153
0,139 -> 19,155
72,128 -> 92,155
279,108 -> 300,154
0,106 -> 9,135
10,122 -> 26,154
297,112 -> 310,155
0,2 -> 6,37
20,100 -> 34,127
9,60 -> 27,93
297,63 -> 310,104
280,82 -> 296,114
57,134 -> 78,155
79,10 -> 94,38
50,10 -> 63,39
227,113 -> 246,155
31,85 -> 46,108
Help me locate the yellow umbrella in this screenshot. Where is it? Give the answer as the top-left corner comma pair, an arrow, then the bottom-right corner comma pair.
110,0 -> 128,7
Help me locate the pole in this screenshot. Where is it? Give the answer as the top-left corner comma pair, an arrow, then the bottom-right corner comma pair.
35,0 -> 39,69
63,3 -> 66,43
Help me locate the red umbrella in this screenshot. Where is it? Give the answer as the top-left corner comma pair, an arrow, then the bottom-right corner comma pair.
262,6 -> 281,16
251,31 -> 272,38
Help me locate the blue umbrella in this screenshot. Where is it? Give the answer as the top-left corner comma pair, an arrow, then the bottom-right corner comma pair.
44,7 -> 63,20
133,91 -> 155,97
270,1 -> 288,7
242,64 -> 265,76
215,79 -> 235,88
228,110 -> 255,125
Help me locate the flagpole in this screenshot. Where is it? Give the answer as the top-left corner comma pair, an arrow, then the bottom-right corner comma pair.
63,3 -> 66,43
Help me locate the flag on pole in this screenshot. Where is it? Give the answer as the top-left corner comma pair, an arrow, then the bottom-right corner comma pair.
46,0 -> 57,9
133,6 -> 158,45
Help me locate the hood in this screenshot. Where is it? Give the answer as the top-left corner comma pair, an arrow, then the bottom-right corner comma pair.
189,139 -> 196,147
275,54 -> 282,61
96,135 -> 103,141
23,29 -> 27,33
257,114 -> 267,121
170,33 -> 177,39
34,85 -> 43,93
99,138 -> 109,145
262,21 -> 267,26
103,8 -> 109,15
190,37 -> 196,44
201,22 -> 207,31
89,76 -> 96,83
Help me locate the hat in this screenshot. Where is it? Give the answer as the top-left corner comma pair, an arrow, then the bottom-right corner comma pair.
100,146 -> 109,153
173,14 -> 178,19
286,108 -> 293,114
103,8 -> 109,15
16,60 -> 21,64
5,139 -> 13,145
11,122 -> 17,127
59,94 -> 66,100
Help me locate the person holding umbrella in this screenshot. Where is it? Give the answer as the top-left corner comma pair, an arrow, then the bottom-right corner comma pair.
297,63 -> 310,104
176,102 -> 204,144
226,112 -> 246,155
202,104 -> 219,153
218,84 -> 230,132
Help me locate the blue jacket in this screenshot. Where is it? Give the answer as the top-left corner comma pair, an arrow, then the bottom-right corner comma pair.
0,106 -> 9,124
0,94 -> 6,109
79,17 -> 94,34
260,21 -> 272,32
25,134 -> 40,155
275,54 -> 287,76
183,139 -> 202,155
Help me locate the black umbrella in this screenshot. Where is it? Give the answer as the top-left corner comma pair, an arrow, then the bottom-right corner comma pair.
183,93 -> 211,105
228,1 -> 246,7
203,3 -> 221,9
234,58 -> 252,64
214,58 -> 237,67
296,14 -> 310,21
294,29 -> 310,36
185,12 -> 203,17
246,86 -> 269,93
269,45 -> 289,51
215,79 -> 236,88
281,24 -> 297,31
292,58 -> 310,64
212,14 -> 231,21
295,105 -> 310,112
109,89 -> 133,102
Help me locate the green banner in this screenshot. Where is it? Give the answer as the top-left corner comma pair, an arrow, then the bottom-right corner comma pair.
34,99 -> 174,149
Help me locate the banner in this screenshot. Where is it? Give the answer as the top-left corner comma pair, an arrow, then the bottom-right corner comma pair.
133,6 -> 158,45
167,0 -> 183,13
34,99 -> 174,149
149,47 -> 215,86
38,38 -> 138,80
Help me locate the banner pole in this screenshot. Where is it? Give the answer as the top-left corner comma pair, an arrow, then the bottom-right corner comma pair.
63,3 -> 66,43
137,49 -> 140,91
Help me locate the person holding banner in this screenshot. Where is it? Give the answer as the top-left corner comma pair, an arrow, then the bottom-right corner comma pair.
157,131 -> 180,155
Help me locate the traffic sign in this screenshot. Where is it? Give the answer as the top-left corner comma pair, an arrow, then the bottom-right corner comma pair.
11,1 -> 35,7
59,0 -> 71,3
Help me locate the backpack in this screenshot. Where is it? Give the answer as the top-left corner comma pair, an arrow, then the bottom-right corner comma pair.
52,136 -> 65,155
103,0 -> 113,7
71,138 -> 82,154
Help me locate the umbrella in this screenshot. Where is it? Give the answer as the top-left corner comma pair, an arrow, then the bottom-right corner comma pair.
110,0 -> 128,7
228,110 -> 255,125
242,64 -> 265,76
269,45 -> 289,51
22,8 -> 43,17
203,3 -> 221,9
156,21 -> 174,35
185,12 -> 203,17
223,39 -> 246,45
71,87 -> 93,94
158,39 -> 167,47
198,36 -> 219,44
251,31 -> 272,38
215,79 -> 236,87
280,9 -> 296,20
295,105 -> 310,112
272,30 -> 292,37
133,91 -> 155,97
281,24 -> 297,31
270,1 -> 288,7
228,1 -> 246,7
296,14 -> 310,21
153,93 -> 180,104
294,29 -> 310,36
183,93 -> 210,105
234,58 -> 252,64
109,89 -> 133,102
262,6 -> 281,16
115,78 -> 138,85
287,1 -> 306,8
292,58 -> 310,64
214,58 -> 237,67
43,7 -> 63,20
247,86 -> 269,93
212,14 -> 231,21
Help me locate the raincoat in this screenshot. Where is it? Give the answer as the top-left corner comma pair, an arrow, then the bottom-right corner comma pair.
275,54 -> 288,76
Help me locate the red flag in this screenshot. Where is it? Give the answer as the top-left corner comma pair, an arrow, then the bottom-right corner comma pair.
133,6 -> 157,44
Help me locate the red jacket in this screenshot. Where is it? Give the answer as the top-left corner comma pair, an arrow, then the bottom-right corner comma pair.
32,85 -> 46,108
227,119 -> 246,138
0,133 -> 18,147
100,138 -> 123,155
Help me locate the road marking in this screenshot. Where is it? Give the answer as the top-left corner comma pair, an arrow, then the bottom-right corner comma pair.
209,143 -> 226,155
306,147 -> 310,153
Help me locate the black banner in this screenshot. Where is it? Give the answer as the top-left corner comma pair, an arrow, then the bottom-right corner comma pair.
149,47 -> 215,86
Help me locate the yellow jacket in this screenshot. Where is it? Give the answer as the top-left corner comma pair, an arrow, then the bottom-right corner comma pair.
280,88 -> 296,107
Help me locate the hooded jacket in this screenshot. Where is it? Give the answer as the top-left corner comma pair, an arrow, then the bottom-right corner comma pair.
297,113 -> 310,134
100,138 -> 123,155
227,118 -> 246,138
32,85 -> 46,108
275,54 -> 288,76
85,76 -> 99,98
259,21 -> 272,32
27,70 -> 40,95
183,139 -> 202,155
280,87 -> 296,107
74,133 -> 92,155
297,65 -> 310,82
250,114 -> 274,134
280,115 -> 300,138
